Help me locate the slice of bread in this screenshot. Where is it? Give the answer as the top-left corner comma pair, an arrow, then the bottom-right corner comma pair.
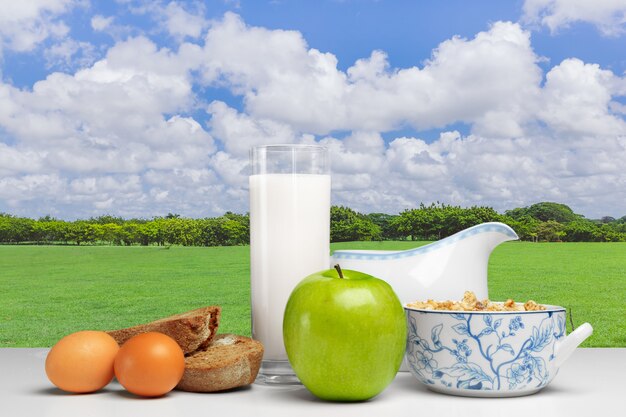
176,334 -> 264,392
107,306 -> 221,354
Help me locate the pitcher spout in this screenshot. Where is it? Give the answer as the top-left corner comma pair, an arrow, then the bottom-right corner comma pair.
331,222 -> 519,303
475,222 -> 519,254
554,323 -> 593,368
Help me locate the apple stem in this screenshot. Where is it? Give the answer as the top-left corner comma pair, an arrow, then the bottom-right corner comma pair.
334,264 -> 344,279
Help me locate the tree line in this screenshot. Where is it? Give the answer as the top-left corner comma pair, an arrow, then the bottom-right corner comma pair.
332,202 -> 626,242
0,213 -> 250,246
1,202 -> 625,246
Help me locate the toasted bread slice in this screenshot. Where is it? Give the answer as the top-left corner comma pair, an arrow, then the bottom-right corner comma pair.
107,306 -> 221,354
176,334 -> 264,392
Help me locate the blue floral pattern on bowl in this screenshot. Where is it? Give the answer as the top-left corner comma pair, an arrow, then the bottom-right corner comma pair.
404,307 -> 581,397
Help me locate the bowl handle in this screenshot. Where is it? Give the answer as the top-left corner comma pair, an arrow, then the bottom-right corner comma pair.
554,323 -> 593,368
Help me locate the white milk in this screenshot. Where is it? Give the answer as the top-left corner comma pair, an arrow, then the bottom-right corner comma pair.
250,173 -> 331,360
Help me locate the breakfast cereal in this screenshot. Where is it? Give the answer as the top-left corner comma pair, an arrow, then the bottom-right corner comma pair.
406,291 -> 546,312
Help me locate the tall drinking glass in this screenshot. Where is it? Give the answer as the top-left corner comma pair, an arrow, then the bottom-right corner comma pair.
249,145 -> 330,385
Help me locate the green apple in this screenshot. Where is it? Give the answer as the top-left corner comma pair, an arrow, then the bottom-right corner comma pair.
283,265 -> 406,402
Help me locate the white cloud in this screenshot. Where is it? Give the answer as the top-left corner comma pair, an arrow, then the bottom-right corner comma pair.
89,14 -> 135,42
0,143 -> 45,176
386,135 -> 450,180
540,58 -> 626,137
1,13 -> 625,219
0,174 -> 67,207
209,151 -> 248,189
70,175 -> 141,195
91,15 -> 114,32
197,14 -> 626,217
207,100 -> 296,158
522,0 -> 626,35
201,12 -> 310,87
1,36 -> 205,146
162,2 -> 207,39
44,38 -> 97,69
142,168 -> 231,216
319,131 -> 386,176
127,1 -> 209,40
200,15 -> 542,137
0,35 -> 217,218
0,0 -> 74,53
330,131 -> 626,217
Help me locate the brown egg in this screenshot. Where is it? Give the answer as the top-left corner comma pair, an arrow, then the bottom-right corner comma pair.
45,330 -> 119,393
114,332 -> 185,397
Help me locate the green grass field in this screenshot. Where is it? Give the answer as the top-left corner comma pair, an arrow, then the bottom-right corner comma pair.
0,242 -> 624,348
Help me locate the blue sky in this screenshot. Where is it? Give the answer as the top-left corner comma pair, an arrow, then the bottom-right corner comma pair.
0,0 -> 625,219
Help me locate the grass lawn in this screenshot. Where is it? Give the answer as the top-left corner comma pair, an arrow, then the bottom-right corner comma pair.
0,242 -> 624,347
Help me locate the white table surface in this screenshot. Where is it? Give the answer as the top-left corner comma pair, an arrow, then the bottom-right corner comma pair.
2,348 -> 623,417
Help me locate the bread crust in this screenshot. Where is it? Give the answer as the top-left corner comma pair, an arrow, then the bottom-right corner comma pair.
176,334 -> 264,392
106,306 -> 221,354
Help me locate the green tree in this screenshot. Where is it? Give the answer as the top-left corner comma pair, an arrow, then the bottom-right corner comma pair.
84,223 -> 104,244
89,215 -> 125,225
502,215 -> 540,241
199,218 -> 228,246
0,203 -> 623,245
138,221 -> 162,245
367,213 -> 402,240
101,223 -> 123,244
506,202 -> 579,223
396,207 -> 429,240
395,203 -> 499,240
0,214 -> 15,243
120,222 -> 140,245
223,212 -> 250,245
536,220 -> 565,242
330,206 -> 381,242
443,205 -> 502,236
197,215 -> 249,246
594,224 -> 624,242
221,218 -> 249,245
65,221 -> 89,245
8,217 -> 35,243
563,219 -> 598,242
49,221 -> 71,243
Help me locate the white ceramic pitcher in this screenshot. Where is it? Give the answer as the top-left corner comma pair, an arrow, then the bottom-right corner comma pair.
331,222 -> 519,372
331,222 -> 518,304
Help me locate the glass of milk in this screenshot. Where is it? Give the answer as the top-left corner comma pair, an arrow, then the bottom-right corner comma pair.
249,145 -> 330,385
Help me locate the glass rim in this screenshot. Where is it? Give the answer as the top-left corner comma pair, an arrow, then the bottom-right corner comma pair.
251,144 -> 328,152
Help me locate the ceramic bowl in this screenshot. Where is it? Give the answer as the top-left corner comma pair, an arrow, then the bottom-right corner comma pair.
404,304 -> 593,397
